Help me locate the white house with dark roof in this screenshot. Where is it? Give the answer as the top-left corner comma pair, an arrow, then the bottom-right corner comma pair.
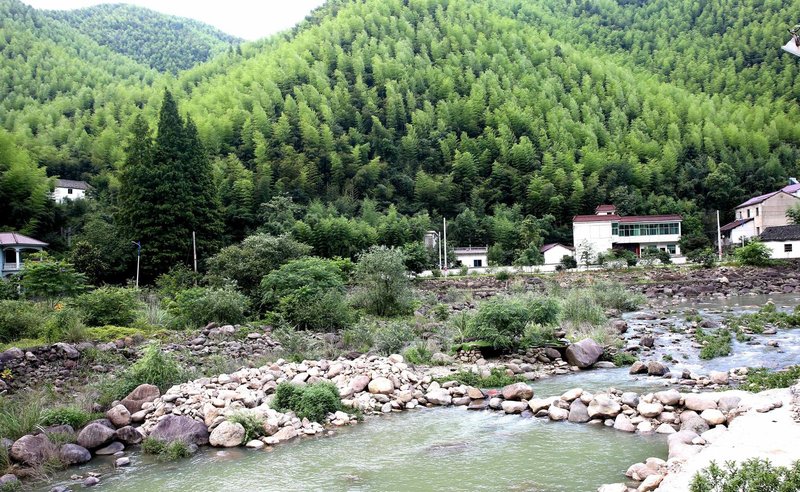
540,243 -> 574,265
759,225 -> 800,259
0,232 -> 47,277
53,179 -> 90,203
453,246 -> 488,268
573,205 -> 682,262
721,180 -> 800,245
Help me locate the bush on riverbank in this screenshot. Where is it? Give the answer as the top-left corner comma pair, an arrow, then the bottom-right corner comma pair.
696,328 -> 732,359
731,303 -> 800,333
690,458 -> 800,492
467,295 -> 559,351
40,407 -> 95,429
142,437 -> 191,461
740,366 -> 800,392
0,300 -> 48,343
436,368 -> 523,388
167,285 -> 249,330
227,412 -> 265,442
99,343 -> 184,405
43,307 -> 86,343
272,381 -> 343,423
352,246 -> 413,317
71,287 -> 141,326
733,241 -> 773,267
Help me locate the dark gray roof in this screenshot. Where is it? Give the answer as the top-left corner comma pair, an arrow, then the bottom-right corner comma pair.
55,179 -> 90,190
760,225 -> 800,242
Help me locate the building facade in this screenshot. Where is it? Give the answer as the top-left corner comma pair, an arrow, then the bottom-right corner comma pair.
573,205 -> 682,262
53,179 -> 90,204
0,232 -> 48,278
759,225 -> 800,260
540,243 -> 574,265
453,246 -> 488,268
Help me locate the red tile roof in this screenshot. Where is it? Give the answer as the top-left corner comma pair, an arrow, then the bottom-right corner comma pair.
594,204 -> 616,212
0,232 -> 48,247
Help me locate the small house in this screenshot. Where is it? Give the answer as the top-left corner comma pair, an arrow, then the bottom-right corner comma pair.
540,243 -> 574,265
53,179 -> 90,204
453,246 -> 488,268
0,232 -> 48,278
759,225 -> 800,259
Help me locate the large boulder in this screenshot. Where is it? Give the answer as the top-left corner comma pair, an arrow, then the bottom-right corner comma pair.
10,434 -> 53,465
637,401 -> 664,418
501,382 -> 533,401
501,401 -> 528,414
565,339 -> 603,368
367,377 -> 394,395
106,404 -> 131,428
209,421 -> 245,447
683,394 -> 717,412
59,444 -> 91,465
120,384 -> 160,413
77,422 -> 115,450
148,415 -> 209,446
547,405 -> 569,421
655,389 -> 680,406
568,399 -> 590,423
115,426 -> 143,445
588,394 -> 621,419
646,361 -> 668,376
425,388 -> 452,406
613,414 -> 635,432
349,375 -> 371,393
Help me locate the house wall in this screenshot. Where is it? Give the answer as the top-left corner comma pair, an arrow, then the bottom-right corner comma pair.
53,186 -> 86,204
736,193 -> 800,235
454,252 -> 488,268
543,245 -> 573,265
573,221 -> 613,262
764,240 -> 800,259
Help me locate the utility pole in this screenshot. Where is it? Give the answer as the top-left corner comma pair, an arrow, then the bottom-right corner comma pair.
132,241 -> 141,288
192,231 -> 198,273
443,217 -> 448,274
438,231 -> 442,270
716,210 -> 723,261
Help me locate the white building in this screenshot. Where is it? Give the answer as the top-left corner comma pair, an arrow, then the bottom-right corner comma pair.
453,246 -> 488,268
760,225 -> 800,259
53,179 -> 90,203
540,243 -> 574,265
721,182 -> 800,246
0,232 -> 48,278
573,205 -> 682,262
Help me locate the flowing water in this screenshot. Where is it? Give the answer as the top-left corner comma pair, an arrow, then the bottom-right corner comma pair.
42,294 -> 799,492
46,408 -> 666,492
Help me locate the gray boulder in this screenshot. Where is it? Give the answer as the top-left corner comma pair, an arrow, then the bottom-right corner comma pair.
568,399 -> 590,423
148,415 -> 209,446
646,361 -> 668,376
565,339 -> 603,368
10,434 -> 53,465
77,422 -> 116,450
115,426 -> 143,445
106,404 -> 131,428
588,394 -> 621,419
120,384 -> 160,413
209,421 -> 245,447
59,443 -> 91,465
95,441 -> 125,455
501,382 -> 533,401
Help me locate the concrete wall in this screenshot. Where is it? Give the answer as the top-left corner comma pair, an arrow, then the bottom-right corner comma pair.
454,252 -> 488,268
53,186 -> 86,204
543,245 -> 574,265
573,221 -> 613,262
764,240 -> 800,259
736,193 -> 800,235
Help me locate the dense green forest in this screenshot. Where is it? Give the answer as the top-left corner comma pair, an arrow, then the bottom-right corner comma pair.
2,0 -> 800,282
45,3 -> 241,73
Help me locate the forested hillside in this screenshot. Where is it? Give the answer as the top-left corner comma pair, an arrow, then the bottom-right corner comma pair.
45,3 -> 241,73
2,0 -> 800,275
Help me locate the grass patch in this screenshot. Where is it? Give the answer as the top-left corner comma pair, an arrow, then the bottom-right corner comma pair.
403,342 -> 433,365
85,325 -> 163,342
435,367 -> 523,388
730,304 -> 800,333
740,366 -> 800,392
696,328 -> 732,360
0,392 -> 46,440
0,338 -> 46,352
690,458 -> 800,492
97,342 -> 184,407
141,437 -> 191,461
612,352 -> 638,367
272,381 -> 343,423
40,407 -> 95,429
227,412 -> 264,442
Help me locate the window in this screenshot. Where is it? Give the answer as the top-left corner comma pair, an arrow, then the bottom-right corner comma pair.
747,209 -> 750,218
738,210 -> 742,219
473,259 -> 482,267
756,207 -> 759,216
786,244 -> 793,253
616,222 -> 679,237
67,188 -> 73,194
757,227 -> 760,234
667,244 -> 677,255
611,223 -> 619,235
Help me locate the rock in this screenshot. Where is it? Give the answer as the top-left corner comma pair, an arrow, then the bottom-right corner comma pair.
613,414 -> 635,432
149,415 -> 209,446
611,320 -> 628,333
568,399 -> 590,423
565,338 -> 603,368
106,404 -> 131,428
10,434 -> 52,465
639,474 -> 663,491
367,377 -> 394,395
681,416 -> 710,435
656,423 -> 676,434
547,405 -> 569,421
528,397 -> 557,413
425,389 -> 452,406
700,409 -> 726,426
588,394 -> 621,419
629,361 -> 647,374
59,443 -> 91,465
209,421 -> 245,447
683,394 -> 717,411
431,352 -> 454,364
561,388 -> 583,402
621,392 -> 640,407
655,389 -> 680,406
115,426 -> 143,445
637,401 -> 664,418
116,457 -> 131,467
84,476 -> 99,487
501,401 -> 528,414
598,485 -> 627,492
77,422 -> 115,450
640,335 -> 655,348
54,342 -> 79,359
709,371 -> 729,385
264,426 -> 297,444
120,384 -> 160,413
246,439 -> 265,449
0,475 -> 18,488
95,441 -> 124,455
349,375 -> 371,393
594,361 -> 616,369
466,387 -> 484,399
637,421 -> 654,434
501,382 -> 533,401
544,348 -> 561,360
646,361 -> 668,376
718,395 -> 742,412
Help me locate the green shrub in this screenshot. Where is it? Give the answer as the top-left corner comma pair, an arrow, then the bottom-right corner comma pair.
272,323 -> 321,362
99,343 -> 184,405
167,285 -> 249,330
71,287 -> 141,326
740,366 -> 800,392
687,248 -> 717,268
403,342 -> 432,365
559,255 -> 578,270
495,270 -> 511,281
18,253 -> 86,302
260,257 -> 351,331
352,246 -> 413,317
523,323 -> 557,347
560,290 -> 607,327
590,283 -> 645,311
373,321 -> 416,355
436,368 -> 523,388
40,407 -> 94,429
85,325 -> 157,342
0,278 -> 18,300
227,412 -> 264,442
0,391 -> 46,440
43,307 -> 87,343
272,382 -> 342,423
0,300 -> 48,343
612,352 -> 638,367
341,322 -> 374,353
155,264 -> 202,301
467,295 -> 561,351
734,240 -> 772,267
690,458 -> 800,492
432,303 -> 450,322
696,328 -> 732,360
142,437 -> 191,461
